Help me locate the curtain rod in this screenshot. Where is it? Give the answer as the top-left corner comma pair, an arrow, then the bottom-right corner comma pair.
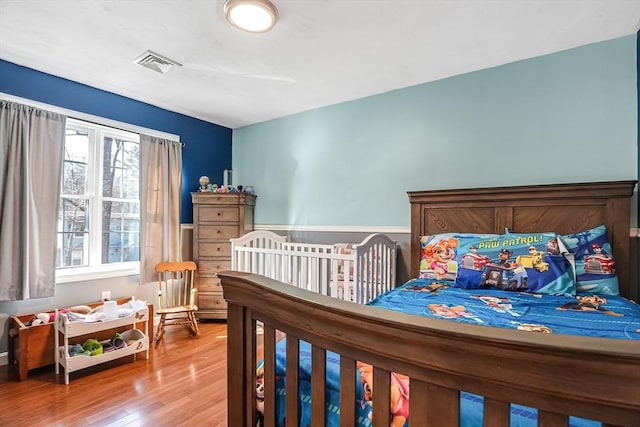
68,115 -> 185,147
1,93 -> 181,142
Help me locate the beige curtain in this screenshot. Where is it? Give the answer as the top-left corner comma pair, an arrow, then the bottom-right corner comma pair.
140,135 -> 182,283
0,101 -> 66,301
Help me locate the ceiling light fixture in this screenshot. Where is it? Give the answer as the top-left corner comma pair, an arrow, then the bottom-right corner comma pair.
224,0 -> 278,33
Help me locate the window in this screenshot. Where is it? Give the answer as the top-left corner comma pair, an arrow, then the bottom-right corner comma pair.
57,118 -> 140,277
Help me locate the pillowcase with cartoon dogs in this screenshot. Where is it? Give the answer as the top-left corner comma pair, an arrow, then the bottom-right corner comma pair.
454,232 -> 576,295
560,225 -> 620,295
419,233 -> 498,281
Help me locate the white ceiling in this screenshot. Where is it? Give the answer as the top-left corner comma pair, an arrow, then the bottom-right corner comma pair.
1,0 -> 639,129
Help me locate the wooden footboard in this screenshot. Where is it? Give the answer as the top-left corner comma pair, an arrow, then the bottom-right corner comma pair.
220,271 -> 640,427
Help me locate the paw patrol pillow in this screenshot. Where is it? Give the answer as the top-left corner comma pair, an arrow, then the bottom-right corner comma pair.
454,232 -> 576,295
560,225 -> 619,295
419,233 -> 498,281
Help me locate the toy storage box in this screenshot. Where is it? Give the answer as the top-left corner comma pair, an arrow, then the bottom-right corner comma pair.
8,313 -> 55,381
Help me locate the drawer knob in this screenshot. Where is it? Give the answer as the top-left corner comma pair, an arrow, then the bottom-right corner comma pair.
217,230 -> 221,234
217,212 -> 221,216
217,247 -> 221,251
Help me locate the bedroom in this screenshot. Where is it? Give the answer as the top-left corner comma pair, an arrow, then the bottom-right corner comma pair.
0,0 -> 639,425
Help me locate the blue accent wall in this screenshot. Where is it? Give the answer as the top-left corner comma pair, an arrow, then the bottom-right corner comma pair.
0,59 -> 230,223
233,35 -> 639,227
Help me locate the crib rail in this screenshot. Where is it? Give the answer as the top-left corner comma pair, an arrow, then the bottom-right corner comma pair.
230,230 -> 397,303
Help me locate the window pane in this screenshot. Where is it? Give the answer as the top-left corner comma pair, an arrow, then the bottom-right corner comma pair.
64,130 -> 88,162
63,162 -> 87,195
62,130 -> 89,196
103,137 -> 139,199
59,198 -> 88,232
122,143 -> 140,198
123,167 -> 139,199
102,201 -> 140,264
57,198 -> 89,268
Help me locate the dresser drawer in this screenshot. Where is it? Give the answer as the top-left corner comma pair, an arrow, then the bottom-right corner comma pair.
199,225 -> 239,241
198,259 -> 232,276
198,206 -> 239,223
195,309 -> 227,320
199,242 -> 232,258
198,292 -> 228,311
193,194 -> 246,205
198,276 -> 222,292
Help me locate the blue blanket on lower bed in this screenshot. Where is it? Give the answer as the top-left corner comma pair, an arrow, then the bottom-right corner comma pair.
263,279 -> 640,426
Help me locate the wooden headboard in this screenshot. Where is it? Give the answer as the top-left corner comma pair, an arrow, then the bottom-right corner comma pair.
408,180 -> 637,299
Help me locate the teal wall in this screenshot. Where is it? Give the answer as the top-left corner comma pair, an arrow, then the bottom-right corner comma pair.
233,35 -> 638,227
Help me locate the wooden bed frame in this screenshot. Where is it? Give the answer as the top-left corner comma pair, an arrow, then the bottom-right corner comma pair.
219,180 -> 639,427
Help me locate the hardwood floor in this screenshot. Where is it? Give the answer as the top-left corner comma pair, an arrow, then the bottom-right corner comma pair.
0,321 -> 230,427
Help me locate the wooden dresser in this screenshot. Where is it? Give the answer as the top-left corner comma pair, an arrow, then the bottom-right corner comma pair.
191,192 -> 256,319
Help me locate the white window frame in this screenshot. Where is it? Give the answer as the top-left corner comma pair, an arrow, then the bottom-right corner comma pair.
57,119 -> 141,283
0,93 -> 180,284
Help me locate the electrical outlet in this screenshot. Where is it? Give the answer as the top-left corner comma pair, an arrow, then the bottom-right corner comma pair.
101,290 -> 111,301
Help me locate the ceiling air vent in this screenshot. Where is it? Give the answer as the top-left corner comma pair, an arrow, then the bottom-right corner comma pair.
133,50 -> 182,74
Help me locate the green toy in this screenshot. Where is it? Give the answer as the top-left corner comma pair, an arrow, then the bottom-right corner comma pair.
83,338 -> 103,356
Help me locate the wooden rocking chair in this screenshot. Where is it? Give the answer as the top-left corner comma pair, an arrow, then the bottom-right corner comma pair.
154,261 -> 199,346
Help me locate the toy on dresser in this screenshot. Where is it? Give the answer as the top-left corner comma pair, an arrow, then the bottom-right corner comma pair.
197,175 -> 255,194
198,175 -> 211,192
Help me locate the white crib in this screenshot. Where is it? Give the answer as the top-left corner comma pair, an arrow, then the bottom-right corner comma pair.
230,231 -> 397,304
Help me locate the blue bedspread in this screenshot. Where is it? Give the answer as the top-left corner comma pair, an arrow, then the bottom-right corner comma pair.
370,279 -> 640,339
264,279 -> 640,426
